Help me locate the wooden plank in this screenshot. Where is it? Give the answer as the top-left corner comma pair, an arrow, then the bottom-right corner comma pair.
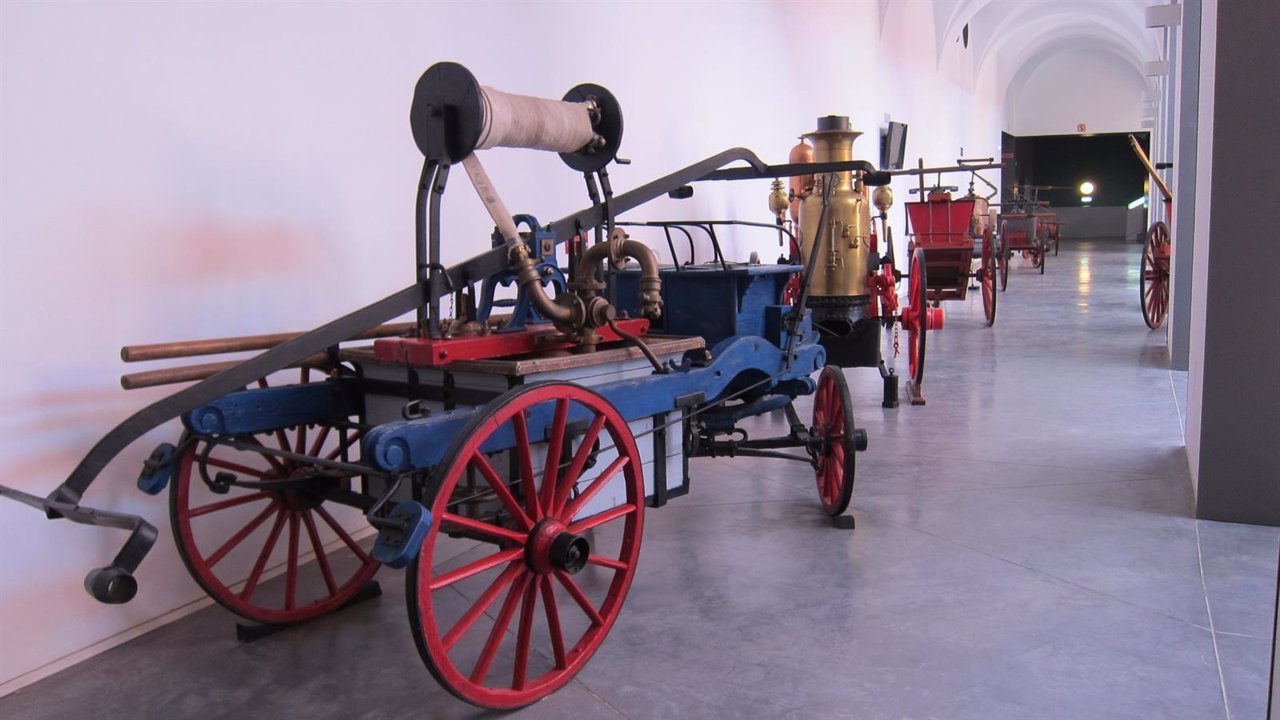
341,335 -> 705,376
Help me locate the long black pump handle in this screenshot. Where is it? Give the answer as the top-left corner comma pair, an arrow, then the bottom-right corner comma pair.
49,147 -> 766,504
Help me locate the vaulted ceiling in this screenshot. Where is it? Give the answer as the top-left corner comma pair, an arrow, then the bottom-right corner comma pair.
882,0 -> 1164,129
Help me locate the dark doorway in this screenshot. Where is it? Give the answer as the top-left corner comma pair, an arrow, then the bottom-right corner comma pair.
1002,131 -> 1151,241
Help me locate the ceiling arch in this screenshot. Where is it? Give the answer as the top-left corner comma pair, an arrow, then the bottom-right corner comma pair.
880,0 -> 1160,105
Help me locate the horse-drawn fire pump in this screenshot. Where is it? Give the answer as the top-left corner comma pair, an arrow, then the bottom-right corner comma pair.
998,185 -> 1057,281
1129,134 -> 1172,329
0,64 -> 937,709
895,158 -> 1004,327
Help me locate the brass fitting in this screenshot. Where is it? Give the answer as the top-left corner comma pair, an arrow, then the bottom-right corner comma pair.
575,229 -> 663,322
509,241 -> 584,333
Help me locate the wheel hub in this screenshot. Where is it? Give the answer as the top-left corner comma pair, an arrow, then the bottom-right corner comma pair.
282,465 -> 333,510
526,518 -> 590,575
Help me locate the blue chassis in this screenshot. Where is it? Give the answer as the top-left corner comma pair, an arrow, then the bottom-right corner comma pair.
184,316 -> 826,479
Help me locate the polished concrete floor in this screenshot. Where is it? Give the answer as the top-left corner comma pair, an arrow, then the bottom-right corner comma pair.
3,240 -> 1277,719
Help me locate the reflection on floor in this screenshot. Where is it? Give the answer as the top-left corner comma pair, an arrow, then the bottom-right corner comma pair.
2,240 -> 1276,720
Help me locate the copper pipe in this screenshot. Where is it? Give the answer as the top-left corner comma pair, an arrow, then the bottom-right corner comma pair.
121,353 -> 333,390
121,322 -> 416,363
509,243 -> 580,328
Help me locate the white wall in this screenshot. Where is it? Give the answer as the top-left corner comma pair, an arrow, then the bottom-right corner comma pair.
1052,206 -> 1129,240
1006,46 -> 1147,136
0,1 -> 1003,689
878,0 -> 1004,240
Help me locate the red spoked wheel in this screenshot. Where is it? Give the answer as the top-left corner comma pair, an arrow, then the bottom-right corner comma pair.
407,382 -> 644,710
171,372 -> 378,625
1141,221 -> 1170,329
812,366 -> 856,517
997,221 -> 1011,291
980,227 -> 997,327
906,247 -> 929,390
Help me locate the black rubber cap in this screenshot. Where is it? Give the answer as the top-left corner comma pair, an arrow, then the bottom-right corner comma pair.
85,567 -> 138,604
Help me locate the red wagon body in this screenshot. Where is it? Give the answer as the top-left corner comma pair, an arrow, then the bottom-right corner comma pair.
905,190 -> 997,325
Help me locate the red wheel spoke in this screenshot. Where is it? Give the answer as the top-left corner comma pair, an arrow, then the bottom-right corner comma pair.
553,414 -> 607,515
829,406 -> 844,435
540,399 -> 570,514
243,436 -> 288,473
471,453 -> 534,532
239,508 -> 288,601
285,512 -> 300,610
512,411 -> 541,521
188,491 -> 271,518
513,575 -> 539,690
442,563 -> 524,650
302,510 -> 338,595
307,425 -> 332,459
205,501 -> 280,567
441,512 -> 529,544
469,571 -> 530,685
554,570 -> 604,627
202,457 -> 273,480
568,502 -> 636,535
562,455 -> 630,522
428,547 -> 524,592
587,554 -> 628,571
314,506 -> 372,563
814,385 -> 830,426
273,428 -> 292,455
324,429 -> 363,462
294,424 -> 308,456
540,576 -> 567,669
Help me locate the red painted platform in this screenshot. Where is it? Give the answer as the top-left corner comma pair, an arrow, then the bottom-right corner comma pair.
372,319 -> 651,368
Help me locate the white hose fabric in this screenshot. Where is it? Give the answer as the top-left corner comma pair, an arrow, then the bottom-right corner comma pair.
476,86 -> 596,153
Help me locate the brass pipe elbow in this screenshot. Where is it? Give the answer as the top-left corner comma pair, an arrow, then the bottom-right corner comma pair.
510,243 -> 583,332
575,229 -> 663,320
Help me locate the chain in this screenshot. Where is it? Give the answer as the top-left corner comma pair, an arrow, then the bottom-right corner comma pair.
893,324 -> 900,359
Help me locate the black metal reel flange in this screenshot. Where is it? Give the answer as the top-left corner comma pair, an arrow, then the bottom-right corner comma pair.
560,83 -> 623,173
409,62 -> 485,165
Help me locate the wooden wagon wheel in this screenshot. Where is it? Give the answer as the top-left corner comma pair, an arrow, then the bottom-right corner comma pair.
997,220 -> 1010,292
407,382 -> 644,710
812,366 -> 856,517
980,226 -> 997,326
905,247 -> 929,402
171,371 -> 379,625
1141,221 -> 1171,329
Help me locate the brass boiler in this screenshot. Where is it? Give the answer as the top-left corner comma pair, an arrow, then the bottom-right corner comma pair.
793,115 -> 872,336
